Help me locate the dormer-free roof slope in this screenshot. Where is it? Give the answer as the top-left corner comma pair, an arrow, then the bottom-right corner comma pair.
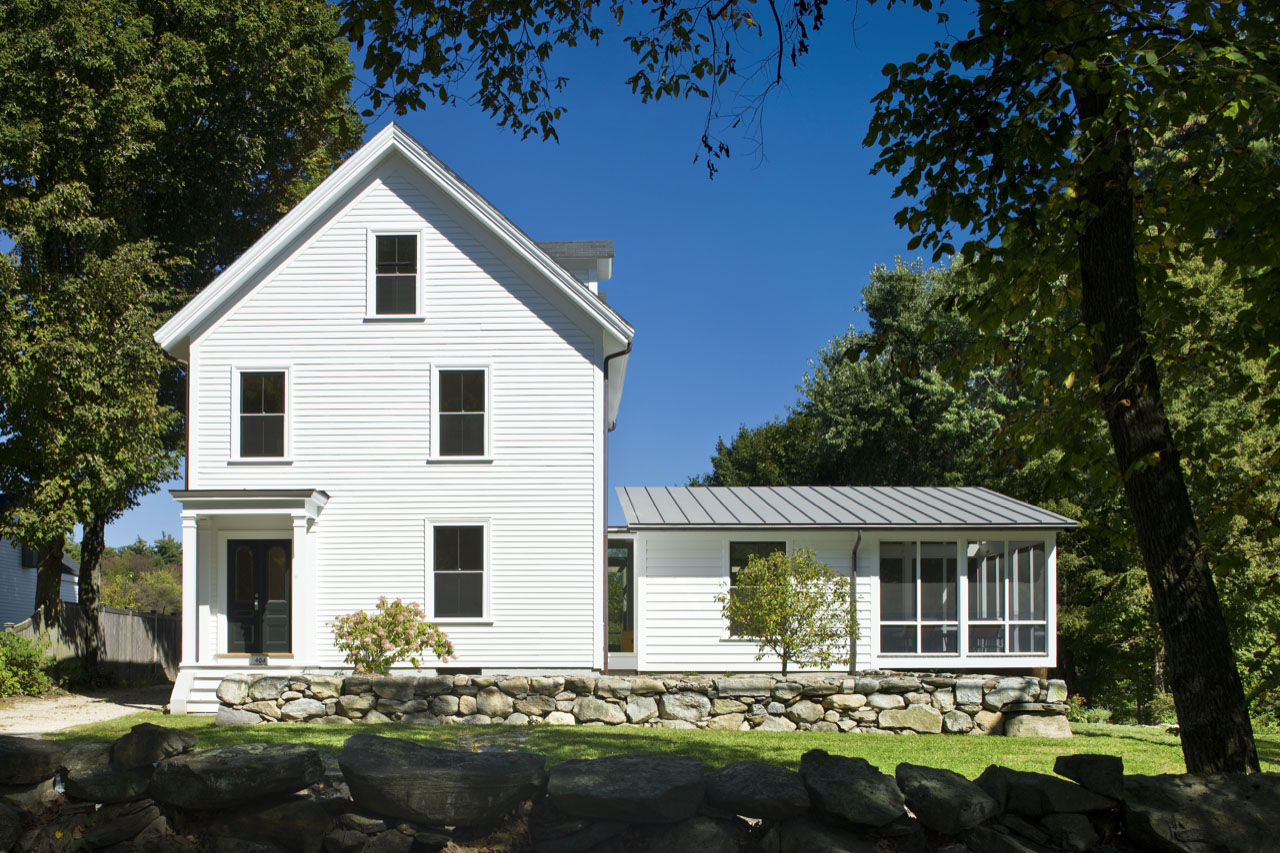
153,124 -> 634,358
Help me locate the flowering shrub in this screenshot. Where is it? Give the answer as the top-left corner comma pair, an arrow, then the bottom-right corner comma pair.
332,597 -> 454,675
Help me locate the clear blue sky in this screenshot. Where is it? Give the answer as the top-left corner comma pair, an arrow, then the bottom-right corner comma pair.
103,2 -> 952,547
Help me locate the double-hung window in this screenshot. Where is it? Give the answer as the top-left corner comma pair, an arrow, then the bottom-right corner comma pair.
879,541 -> 959,654
20,545 -> 38,569
238,371 -> 286,458
373,234 -> 419,315
967,540 -> 1047,653
433,525 -> 484,618
437,369 -> 486,457
728,541 -> 785,636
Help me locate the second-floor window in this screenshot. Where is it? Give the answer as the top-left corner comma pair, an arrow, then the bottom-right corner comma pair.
374,234 -> 418,315
239,371 -> 286,458
20,544 -> 38,569
438,369 -> 486,456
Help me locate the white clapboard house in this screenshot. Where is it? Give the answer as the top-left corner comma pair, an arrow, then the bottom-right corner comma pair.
154,124 -> 1075,713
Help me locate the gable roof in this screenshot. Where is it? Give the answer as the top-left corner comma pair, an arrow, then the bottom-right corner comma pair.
616,486 -> 1077,530
154,124 -> 634,357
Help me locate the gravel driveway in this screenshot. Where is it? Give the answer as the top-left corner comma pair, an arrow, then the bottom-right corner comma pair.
0,684 -> 171,738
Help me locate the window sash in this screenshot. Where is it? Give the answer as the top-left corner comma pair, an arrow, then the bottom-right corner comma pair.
437,370 -> 486,456
374,235 -> 417,315
433,526 -> 484,618
238,372 -> 285,457
965,540 -> 1047,654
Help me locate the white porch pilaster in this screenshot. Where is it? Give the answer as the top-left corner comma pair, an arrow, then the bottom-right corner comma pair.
180,512 -> 199,665
291,512 -> 315,663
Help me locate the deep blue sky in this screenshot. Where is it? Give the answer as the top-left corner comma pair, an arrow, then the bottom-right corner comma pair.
104,1 -> 952,546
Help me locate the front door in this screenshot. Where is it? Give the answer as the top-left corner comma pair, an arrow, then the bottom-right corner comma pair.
227,539 -> 292,654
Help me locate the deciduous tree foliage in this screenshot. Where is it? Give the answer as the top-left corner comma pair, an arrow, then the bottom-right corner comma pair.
715,547 -> 853,675
0,0 -> 362,667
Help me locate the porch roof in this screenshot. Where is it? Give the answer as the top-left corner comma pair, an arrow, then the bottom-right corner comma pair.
616,486 -> 1076,530
171,489 -> 329,519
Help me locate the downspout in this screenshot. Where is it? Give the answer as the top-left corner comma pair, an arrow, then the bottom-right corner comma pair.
849,529 -> 862,675
602,341 -> 633,675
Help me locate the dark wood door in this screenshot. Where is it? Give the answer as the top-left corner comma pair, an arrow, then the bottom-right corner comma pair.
227,539 -> 292,654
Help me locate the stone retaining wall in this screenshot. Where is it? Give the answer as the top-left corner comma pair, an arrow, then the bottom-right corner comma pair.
214,671 -> 1071,737
4,725 -> 1277,853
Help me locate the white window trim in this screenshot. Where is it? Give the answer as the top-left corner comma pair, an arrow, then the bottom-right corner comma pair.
365,228 -> 427,320
229,366 -> 292,464
424,517 -> 493,624
429,363 -> 493,463
720,536 -> 790,643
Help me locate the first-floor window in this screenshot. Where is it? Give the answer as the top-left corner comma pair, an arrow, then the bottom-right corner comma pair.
239,371 -> 285,457
879,541 -> 958,654
20,544 -> 38,569
438,369 -> 486,456
728,541 -> 785,636
967,540 -> 1047,654
434,525 -> 483,617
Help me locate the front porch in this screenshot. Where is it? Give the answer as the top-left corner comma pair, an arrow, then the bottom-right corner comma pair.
170,489 -> 328,712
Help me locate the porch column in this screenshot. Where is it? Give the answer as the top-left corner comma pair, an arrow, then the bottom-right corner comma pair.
180,512 -> 199,665
197,517 -> 213,663
291,513 -> 314,663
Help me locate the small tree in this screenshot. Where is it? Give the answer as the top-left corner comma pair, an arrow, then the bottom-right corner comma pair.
715,547 -> 855,675
332,597 -> 455,675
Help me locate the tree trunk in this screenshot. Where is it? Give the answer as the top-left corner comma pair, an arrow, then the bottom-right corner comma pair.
1072,80 -> 1259,773
34,536 -> 65,622
78,512 -> 109,678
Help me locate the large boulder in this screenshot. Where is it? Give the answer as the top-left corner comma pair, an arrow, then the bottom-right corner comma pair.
1054,754 -> 1124,800
476,687 -> 514,718
975,765 -> 1115,817
640,816 -> 746,853
1124,772 -> 1280,853
799,750 -> 905,827
60,742 -> 152,804
216,674 -> 251,706
0,802 -> 20,852
1041,812 -> 1100,852
548,754 -> 704,823
659,692 -> 711,722
878,704 -> 943,734
247,676 -> 291,701
593,676 -> 632,699
339,734 -> 545,827
704,761 -> 810,820
626,695 -> 658,724
0,735 -> 66,784
308,675 -> 344,700
573,696 -> 625,724
216,706 -> 265,726
785,700 -> 824,724
149,743 -> 324,809
281,698 -> 327,722
371,677 -> 417,701
894,763 -> 999,835
760,816 -> 878,853
111,723 -> 198,770
208,795 -> 333,853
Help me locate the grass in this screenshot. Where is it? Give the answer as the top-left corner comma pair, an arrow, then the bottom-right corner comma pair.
48,714 -> 1280,779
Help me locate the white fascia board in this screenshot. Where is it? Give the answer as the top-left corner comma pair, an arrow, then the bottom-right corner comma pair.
605,348 -> 630,428
154,123 -> 634,354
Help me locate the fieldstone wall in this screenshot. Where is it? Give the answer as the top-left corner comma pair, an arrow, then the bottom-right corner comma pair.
213,671 -> 1072,737
3,727 -> 1278,853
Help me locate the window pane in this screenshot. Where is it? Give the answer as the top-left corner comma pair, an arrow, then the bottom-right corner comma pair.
240,414 -> 284,457
434,527 -> 460,571
881,625 -> 917,654
440,370 -> 484,413
921,624 -> 959,654
458,526 -> 483,571
241,372 -> 284,414
440,371 -> 462,411
967,541 -> 1005,620
728,541 -> 786,584
920,542 -> 957,621
440,412 -> 485,456
461,371 -> 485,412
376,234 -> 416,274
1011,623 -> 1047,654
969,624 -> 1005,654
376,276 -> 416,314
880,541 -> 916,621
267,547 -> 288,600
1010,541 -> 1046,621
261,373 -> 284,413
435,573 -> 483,618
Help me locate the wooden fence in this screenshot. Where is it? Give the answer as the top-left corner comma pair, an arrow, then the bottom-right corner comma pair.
5,604 -> 179,682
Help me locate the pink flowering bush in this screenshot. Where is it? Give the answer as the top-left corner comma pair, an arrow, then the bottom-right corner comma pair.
332,597 -> 455,675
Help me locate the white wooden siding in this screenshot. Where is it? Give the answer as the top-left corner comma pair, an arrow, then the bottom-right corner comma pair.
0,539 -> 34,627
635,531 -> 872,672
187,160 -> 603,670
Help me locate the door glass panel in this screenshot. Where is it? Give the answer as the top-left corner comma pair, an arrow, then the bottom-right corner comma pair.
267,546 -> 287,600
234,547 -> 254,602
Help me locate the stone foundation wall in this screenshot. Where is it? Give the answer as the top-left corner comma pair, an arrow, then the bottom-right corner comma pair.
214,671 -> 1071,737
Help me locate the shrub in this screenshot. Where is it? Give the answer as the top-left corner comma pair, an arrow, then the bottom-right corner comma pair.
1066,693 -> 1088,722
1084,706 -> 1113,724
1149,691 -> 1178,725
0,632 -> 54,696
332,597 -> 454,675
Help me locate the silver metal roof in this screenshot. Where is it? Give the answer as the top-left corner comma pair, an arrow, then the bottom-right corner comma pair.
616,486 -> 1077,530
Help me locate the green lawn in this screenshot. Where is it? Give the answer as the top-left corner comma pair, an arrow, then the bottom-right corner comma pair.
48,713 -> 1280,779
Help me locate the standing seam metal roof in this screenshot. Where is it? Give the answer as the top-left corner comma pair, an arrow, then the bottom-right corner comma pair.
616,486 -> 1077,529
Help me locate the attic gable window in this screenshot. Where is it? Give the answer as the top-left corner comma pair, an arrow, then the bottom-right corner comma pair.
375,234 -> 418,314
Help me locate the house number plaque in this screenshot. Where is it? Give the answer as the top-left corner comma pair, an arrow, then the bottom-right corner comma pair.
250,655 -> 269,666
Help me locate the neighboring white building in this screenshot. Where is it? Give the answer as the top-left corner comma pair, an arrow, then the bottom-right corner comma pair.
154,124 -> 634,712
610,486 -> 1076,674
0,537 -> 80,628
155,124 -> 1075,714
